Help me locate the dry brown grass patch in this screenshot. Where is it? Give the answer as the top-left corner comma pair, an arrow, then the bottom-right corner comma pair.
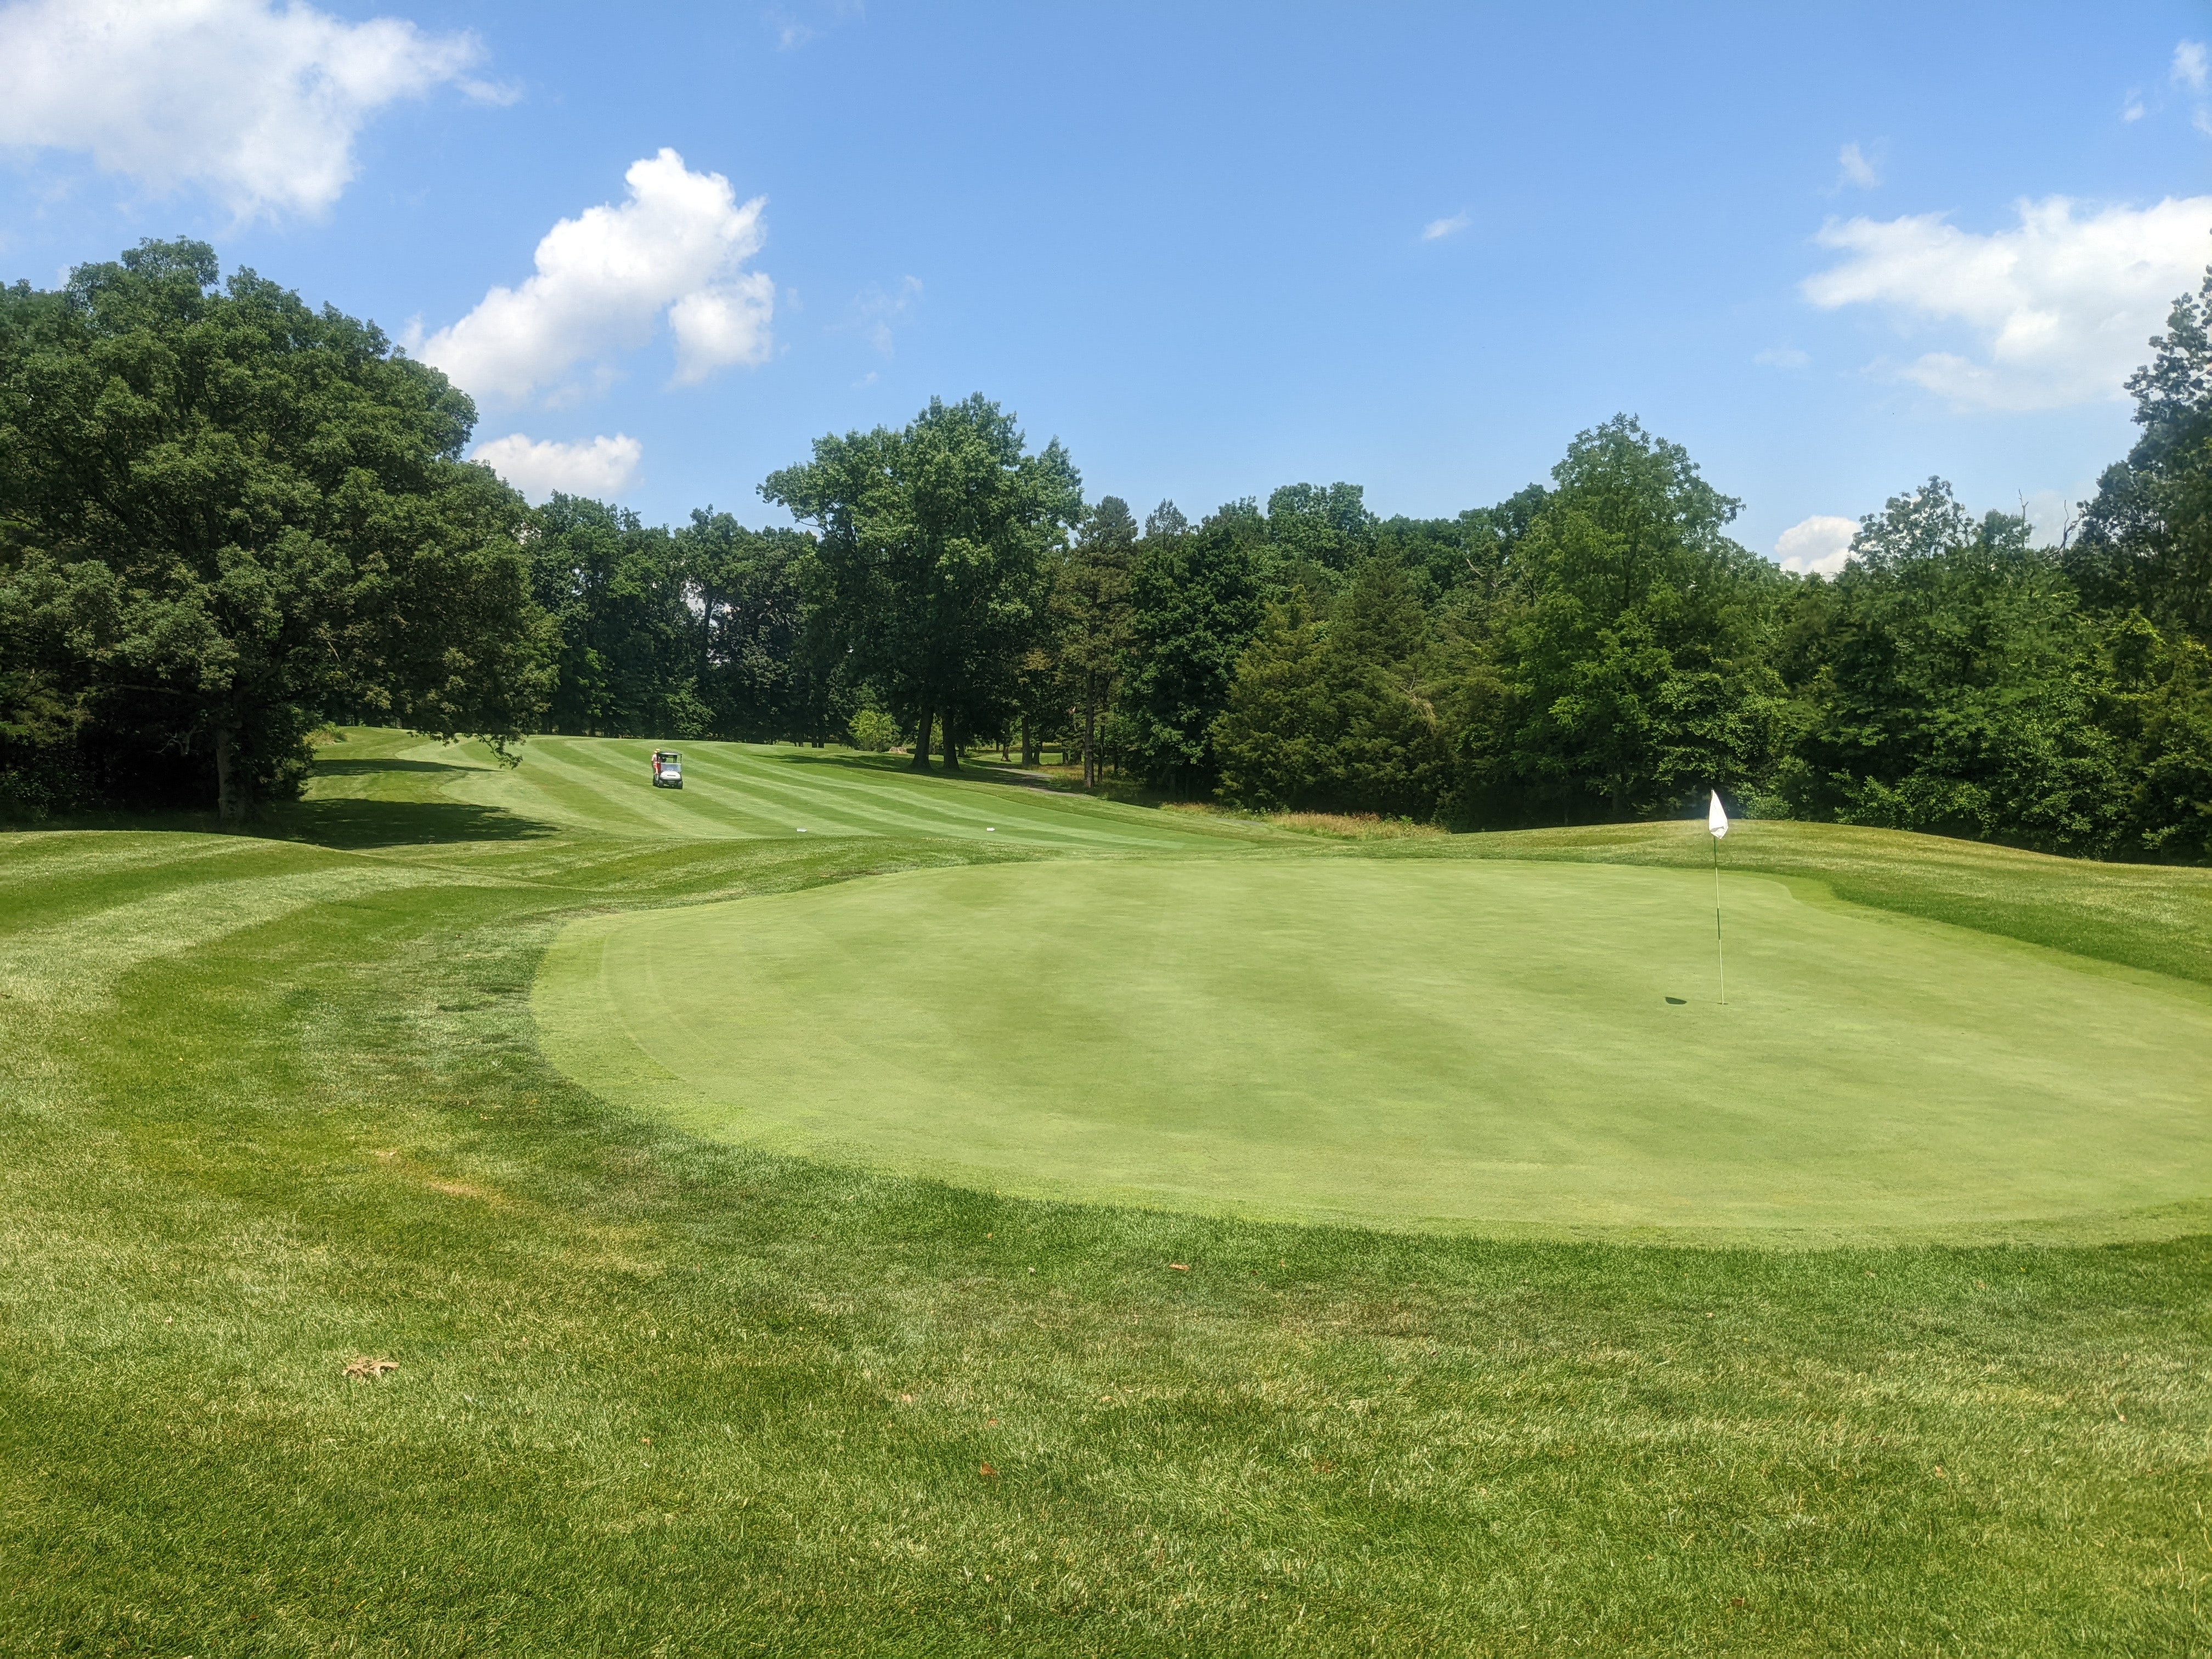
1269,811 -> 1444,840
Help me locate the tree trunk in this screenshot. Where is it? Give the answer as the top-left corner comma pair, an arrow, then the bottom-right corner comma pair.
940,709 -> 960,772
910,703 -> 933,771
214,723 -> 246,826
1082,678 -> 1098,791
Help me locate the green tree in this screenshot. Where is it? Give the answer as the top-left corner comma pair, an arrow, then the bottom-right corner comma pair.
1323,554 -> 1455,816
2092,612 -> 2212,858
1463,417 -> 1784,825
1215,555 -> 1453,816
2070,266 -> 2212,641
764,395 -> 1081,772
526,498 -> 692,738
1265,481 -> 1374,580
847,706 -> 900,751
0,240 -> 547,821
1777,479 -> 2125,855
673,509 -> 822,742
1211,595 -> 1332,807
1118,501 -> 1266,794
1052,495 -> 1138,787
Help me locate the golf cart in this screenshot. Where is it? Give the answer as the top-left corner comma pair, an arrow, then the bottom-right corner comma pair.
651,749 -> 683,789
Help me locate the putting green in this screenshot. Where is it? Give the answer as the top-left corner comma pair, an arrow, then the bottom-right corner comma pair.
534,858 -> 2212,1241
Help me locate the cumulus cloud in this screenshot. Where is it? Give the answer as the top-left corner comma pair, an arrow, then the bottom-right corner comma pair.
1836,142 -> 1880,189
2177,40 -> 2212,135
2175,40 -> 2208,93
1802,194 -> 2212,410
0,0 -> 495,219
472,433 -> 641,503
1774,516 -> 1859,576
1754,346 -> 1809,369
1421,211 -> 1471,242
417,149 -> 772,404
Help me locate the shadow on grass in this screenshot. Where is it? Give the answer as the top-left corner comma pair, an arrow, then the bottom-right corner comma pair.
760,748 -> 1148,799
313,758 -> 478,777
268,798 -> 558,850
761,748 -> 922,775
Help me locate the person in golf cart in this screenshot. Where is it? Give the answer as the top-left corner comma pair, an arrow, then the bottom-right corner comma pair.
650,749 -> 683,789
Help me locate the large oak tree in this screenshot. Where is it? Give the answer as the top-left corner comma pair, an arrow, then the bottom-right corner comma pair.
0,240 -> 549,821
764,394 -> 1080,770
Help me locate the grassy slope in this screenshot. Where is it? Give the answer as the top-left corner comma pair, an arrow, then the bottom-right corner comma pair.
3,733 -> 2211,1656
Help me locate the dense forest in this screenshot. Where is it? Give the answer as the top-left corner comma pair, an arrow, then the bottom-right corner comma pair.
4,239 -> 2210,859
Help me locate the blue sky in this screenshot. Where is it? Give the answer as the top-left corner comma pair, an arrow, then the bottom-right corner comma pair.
3,2 -> 2209,569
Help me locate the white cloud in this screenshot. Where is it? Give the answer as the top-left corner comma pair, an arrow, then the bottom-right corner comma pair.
768,1 -> 862,51
1774,516 -> 1859,575
417,149 -> 772,404
2175,40 -> 2208,93
1421,211 -> 1471,242
0,0 -> 494,220
1754,346 -> 1809,369
472,433 -> 641,503
844,275 -> 922,356
2174,40 -> 2212,133
1836,142 -> 1880,189
2122,94 -> 2147,123
1802,194 -> 2212,410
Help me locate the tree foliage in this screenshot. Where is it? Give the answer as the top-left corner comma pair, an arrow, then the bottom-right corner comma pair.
0,240 -> 547,819
13,238 -> 2212,863
1215,555 -> 1453,816
2070,269 -> 2212,642
1116,503 -> 1266,794
1451,416 -> 1786,825
764,395 -> 1080,771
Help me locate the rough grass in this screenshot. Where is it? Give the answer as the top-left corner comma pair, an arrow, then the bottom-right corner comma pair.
3,733 -> 2211,1655
1155,803 -> 1448,837
1272,810 -> 1444,838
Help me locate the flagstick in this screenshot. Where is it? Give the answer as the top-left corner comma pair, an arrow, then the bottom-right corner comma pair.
1713,831 -> 1726,1006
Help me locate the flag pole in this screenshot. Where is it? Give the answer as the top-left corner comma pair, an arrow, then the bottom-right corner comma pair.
1707,789 -> 1729,1006
1713,830 -> 1725,1006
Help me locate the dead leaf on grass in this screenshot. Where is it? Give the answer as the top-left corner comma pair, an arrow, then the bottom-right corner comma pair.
979,1463 -> 997,1478
344,1357 -> 399,1379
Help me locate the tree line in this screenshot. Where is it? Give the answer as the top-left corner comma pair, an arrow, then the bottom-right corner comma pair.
4,238 -> 2209,859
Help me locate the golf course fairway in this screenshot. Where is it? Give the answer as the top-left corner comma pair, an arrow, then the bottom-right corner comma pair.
536,857 -> 2212,1240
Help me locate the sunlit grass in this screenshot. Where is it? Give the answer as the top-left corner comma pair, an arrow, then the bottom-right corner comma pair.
3,734 -> 2210,1655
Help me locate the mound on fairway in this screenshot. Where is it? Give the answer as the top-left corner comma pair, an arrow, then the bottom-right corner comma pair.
537,857 -> 2212,1242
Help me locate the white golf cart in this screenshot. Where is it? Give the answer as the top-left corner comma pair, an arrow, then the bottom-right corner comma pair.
651,748 -> 684,789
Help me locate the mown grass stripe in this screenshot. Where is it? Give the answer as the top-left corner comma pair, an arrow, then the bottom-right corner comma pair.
12,730 -> 2210,1654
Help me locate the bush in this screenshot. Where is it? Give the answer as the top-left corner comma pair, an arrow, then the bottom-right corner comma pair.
849,708 -> 900,752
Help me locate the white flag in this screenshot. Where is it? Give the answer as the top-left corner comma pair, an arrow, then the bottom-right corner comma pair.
1708,791 -> 1729,838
